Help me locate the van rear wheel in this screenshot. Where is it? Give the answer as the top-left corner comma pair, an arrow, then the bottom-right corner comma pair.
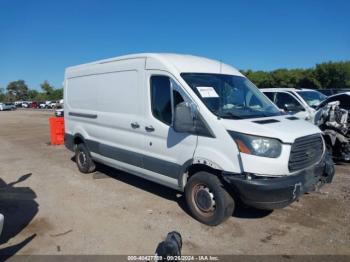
185,171 -> 234,226
75,143 -> 96,173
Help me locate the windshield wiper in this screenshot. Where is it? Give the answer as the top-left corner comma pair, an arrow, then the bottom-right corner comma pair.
224,112 -> 243,119
214,111 -> 242,119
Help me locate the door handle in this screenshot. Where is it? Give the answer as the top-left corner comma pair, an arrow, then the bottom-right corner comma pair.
145,125 -> 155,132
131,122 -> 140,129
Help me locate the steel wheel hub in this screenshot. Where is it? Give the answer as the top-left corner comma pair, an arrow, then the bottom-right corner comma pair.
78,151 -> 87,166
194,186 -> 216,213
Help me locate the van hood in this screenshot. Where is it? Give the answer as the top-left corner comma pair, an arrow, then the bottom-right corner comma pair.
220,115 -> 321,143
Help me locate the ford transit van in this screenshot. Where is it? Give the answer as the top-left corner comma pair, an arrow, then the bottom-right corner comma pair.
64,53 -> 334,225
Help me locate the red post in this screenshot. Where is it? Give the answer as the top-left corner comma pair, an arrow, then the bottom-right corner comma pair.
49,117 -> 65,145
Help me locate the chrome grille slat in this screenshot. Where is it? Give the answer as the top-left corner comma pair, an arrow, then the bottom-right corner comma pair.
288,134 -> 323,172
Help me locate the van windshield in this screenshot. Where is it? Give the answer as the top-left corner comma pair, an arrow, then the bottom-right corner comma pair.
296,91 -> 326,108
181,73 -> 281,119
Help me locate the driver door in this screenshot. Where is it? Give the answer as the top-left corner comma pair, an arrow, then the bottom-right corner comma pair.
142,71 -> 197,188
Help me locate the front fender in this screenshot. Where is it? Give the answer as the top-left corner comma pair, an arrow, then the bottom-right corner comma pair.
194,142 -> 242,174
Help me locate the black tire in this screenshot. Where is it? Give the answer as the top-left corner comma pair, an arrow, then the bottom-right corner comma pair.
75,143 -> 96,173
185,171 -> 235,226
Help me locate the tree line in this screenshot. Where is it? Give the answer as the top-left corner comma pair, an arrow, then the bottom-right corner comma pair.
0,60 -> 349,102
0,80 -> 63,102
241,61 -> 350,89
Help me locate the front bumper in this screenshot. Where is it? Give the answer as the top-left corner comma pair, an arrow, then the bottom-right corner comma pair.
222,152 -> 335,210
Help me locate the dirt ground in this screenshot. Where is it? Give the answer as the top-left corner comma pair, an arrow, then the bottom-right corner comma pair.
0,109 -> 349,256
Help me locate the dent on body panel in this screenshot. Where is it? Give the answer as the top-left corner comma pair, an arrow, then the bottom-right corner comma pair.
194,133 -> 243,174
192,157 -> 222,170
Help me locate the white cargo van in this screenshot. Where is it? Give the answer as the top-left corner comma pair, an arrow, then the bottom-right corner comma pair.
64,53 -> 334,225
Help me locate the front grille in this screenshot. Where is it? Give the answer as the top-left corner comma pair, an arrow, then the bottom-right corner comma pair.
288,134 -> 324,172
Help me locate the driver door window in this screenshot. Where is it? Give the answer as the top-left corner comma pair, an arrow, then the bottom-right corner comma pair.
150,75 -> 185,126
150,76 -> 172,125
275,92 -> 305,112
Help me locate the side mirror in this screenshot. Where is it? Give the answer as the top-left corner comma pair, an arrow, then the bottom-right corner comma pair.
173,102 -> 196,133
284,103 -> 296,111
284,103 -> 304,112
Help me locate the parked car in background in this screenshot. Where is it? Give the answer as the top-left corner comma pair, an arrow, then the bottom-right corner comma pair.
64,53 -> 334,225
261,88 -> 327,122
5,102 -> 16,110
55,108 -> 64,117
316,92 -> 350,111
31,101 -> 38,109
318,89 -> 350,96
14,101 -> 24,107
56,99 -> 64,109
39,101 -> 51,109
0,102 -> 12,111
22,101 -> 32,108
49,101 -> 58,108
314,92 -> 350,161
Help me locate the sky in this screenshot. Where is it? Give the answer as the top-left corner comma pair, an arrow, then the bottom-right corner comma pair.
0,0 -> 349,90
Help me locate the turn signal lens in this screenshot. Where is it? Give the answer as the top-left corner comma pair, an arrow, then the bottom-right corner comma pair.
235,139 -> 251,154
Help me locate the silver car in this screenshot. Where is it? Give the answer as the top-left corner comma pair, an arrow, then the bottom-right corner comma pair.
0,103 -> 12,111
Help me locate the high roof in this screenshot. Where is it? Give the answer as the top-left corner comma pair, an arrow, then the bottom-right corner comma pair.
66,53 -> 243,76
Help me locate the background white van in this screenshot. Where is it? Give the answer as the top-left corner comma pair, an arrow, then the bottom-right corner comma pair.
261,88 -> 327,122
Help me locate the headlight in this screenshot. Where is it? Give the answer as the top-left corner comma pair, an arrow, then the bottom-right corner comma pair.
228,131 -> 282,158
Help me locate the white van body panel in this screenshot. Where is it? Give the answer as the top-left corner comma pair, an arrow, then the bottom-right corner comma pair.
65,58 -> 152,184
220,116 -> 321,144
145,54 -> 244,76
193,123 -> 243,173
91,152 -> 179,190
219,116 -> 322,176
240,144 -> 292,175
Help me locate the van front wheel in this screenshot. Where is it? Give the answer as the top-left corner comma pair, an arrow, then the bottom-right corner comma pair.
75,143 -> 96,173
185,172 -> 234,226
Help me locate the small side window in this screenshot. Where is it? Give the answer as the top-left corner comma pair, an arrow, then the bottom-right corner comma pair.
150,76 -> 172,125
264,92 -> 275,102
173,89 -> 184,107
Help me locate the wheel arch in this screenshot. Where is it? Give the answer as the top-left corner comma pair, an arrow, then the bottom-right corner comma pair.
73,133 -> 86,145
178,162 -> 223,191
65,132 -> 88,152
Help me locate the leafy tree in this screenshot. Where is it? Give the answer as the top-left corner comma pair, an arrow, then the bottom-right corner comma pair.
270,69 -> 303,88
6,80 -> 29,101
315,61 -> 350,89
50,88 -> 63,100
242,61 -> 350,89
243,70 -> 275,88
33,92 -> 47,102
0,88 -> 5,102
27,89 -> 39,100
40,81 -> 54,97
298,69 -> 320,89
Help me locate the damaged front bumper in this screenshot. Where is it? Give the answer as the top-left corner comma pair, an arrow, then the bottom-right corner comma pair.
221,152 -> 335,210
